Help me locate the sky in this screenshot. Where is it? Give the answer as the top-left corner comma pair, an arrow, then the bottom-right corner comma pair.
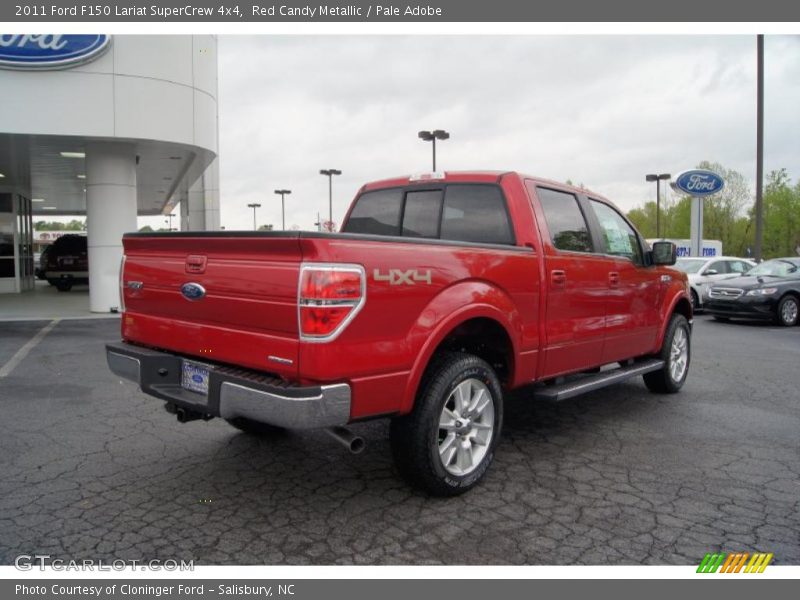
185,35 -> 799,231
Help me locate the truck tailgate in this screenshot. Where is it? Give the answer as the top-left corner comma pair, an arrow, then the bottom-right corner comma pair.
120,234 -> 302,378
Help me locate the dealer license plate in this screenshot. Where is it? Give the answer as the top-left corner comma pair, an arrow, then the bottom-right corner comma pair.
181,361 -> 210,395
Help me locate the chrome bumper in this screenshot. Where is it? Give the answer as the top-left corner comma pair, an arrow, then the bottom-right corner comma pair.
106,342 -> 351,429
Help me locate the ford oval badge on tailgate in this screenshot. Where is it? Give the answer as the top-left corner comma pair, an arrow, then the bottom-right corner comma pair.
180,282 -> 206,301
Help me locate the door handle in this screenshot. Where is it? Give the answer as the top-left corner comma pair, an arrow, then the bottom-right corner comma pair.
551,269 -> 567,287
608,271 -> 620,287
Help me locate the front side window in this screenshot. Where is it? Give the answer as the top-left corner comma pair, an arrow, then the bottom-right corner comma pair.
535,187 -> 593,253
590,199 -> 643,265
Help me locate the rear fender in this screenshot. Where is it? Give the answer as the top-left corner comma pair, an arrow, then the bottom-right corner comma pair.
399,280 -> 521,415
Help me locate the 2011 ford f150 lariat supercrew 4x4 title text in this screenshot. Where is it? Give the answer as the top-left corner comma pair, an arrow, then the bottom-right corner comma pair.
107,171 -> 691,495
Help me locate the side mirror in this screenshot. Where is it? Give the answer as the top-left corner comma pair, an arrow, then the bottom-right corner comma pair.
651,241 -> 677,266
704,269 -> 719,276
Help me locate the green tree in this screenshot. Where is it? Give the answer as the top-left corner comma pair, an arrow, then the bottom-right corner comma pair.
759,169 -> 800,258
65,219 -> 86,231
627,202 -> 658,238
138,225 -> 154,232
34,221 -> 65,231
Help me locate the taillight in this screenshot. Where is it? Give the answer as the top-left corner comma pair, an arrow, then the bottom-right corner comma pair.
298,264 -> 365,341
118,255 -> 126,313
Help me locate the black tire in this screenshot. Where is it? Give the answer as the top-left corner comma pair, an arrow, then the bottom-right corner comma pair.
225,417 -> 285,437
643,314 -> 691,394
690,288 -> 699,311
713,315 -> 730,322
390,352 -> 503,496
776,295 -> 799,327
55,281 -> 72,292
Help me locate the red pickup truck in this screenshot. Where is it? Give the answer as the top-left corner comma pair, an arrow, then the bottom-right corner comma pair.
107,171 -> 691,495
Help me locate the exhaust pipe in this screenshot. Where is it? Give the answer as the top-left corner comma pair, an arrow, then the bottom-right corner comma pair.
174,406 -> 211,423
325,426 -> 365,454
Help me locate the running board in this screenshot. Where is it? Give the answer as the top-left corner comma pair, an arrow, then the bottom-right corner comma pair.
533,359 -> 664,402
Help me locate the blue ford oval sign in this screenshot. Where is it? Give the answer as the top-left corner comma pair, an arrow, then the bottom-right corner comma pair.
180,282 -> 206,301
674,169 -> 725,197
0,34 -> 111,70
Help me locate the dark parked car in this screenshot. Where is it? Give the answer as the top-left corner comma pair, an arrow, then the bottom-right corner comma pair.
706,257 -> 800,326
44,234 -> 88,292
35,246 -> 50,280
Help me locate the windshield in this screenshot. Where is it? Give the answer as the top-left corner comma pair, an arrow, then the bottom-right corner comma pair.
749,259 -> 799,277
674,258 -> 707,274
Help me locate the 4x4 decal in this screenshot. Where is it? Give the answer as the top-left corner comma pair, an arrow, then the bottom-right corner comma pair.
373,268 -> 432,285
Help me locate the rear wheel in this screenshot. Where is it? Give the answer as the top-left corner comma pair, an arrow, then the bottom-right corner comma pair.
643,314 -> 691,393
776,295 -> 799,327
390,352 -> 503,496
55,281 -> 72,292
225,417 -> 285,436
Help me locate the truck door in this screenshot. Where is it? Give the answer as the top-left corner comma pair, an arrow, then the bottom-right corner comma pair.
528,185 -> 607,378
587,199 -> 661,362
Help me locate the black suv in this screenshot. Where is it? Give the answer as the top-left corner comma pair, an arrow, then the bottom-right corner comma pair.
43,234 -> 89,292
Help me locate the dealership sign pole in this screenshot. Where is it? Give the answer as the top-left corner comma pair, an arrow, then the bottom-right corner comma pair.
672,169 -> 725,257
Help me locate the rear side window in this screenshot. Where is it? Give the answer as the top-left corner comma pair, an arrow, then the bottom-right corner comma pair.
440,185 -> 514,245
344,188 -> 403,235
536,187 -> 593,253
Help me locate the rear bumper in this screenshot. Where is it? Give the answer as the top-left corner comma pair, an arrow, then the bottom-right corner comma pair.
45,271 -> 89,280
106,341 -> 351,429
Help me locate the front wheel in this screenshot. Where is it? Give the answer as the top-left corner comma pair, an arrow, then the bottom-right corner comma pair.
776,295 -> 799,327
390,352 -> 503,496
690,289 -> 699,311
643,314 -> 691,393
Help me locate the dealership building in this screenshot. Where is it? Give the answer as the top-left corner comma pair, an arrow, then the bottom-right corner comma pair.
0,34 -> 220,312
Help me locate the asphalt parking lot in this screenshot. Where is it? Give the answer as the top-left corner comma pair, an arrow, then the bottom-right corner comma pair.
0,316 -> 798,565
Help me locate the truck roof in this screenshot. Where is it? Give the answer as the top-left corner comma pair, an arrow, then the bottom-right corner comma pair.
360,170 -> 609,202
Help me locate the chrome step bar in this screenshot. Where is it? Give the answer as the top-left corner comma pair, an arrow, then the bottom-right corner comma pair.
533,359 -> 664,402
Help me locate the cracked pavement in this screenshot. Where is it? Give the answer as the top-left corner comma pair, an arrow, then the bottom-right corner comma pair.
0,316 -> 798,565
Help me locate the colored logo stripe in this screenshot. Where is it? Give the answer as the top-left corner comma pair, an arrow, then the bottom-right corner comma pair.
745,552 -> 773,573
697,552 -> 773,573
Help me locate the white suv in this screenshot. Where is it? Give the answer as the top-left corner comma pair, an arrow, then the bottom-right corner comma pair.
673,256 -> 756,310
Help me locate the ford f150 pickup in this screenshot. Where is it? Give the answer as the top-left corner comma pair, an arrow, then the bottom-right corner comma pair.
107,171 -> 692,495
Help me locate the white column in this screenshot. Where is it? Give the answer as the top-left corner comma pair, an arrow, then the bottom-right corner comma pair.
86,142 -> 137,313
186,158 -> 220,231
689,196 -> 704,257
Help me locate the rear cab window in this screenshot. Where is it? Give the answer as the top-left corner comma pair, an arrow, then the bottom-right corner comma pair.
343,184 -> 515,246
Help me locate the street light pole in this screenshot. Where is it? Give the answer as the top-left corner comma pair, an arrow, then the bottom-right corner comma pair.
246,203 -> 261,231
418,130 -> 450,171
755,34 -> 764,262
319,169 -> 341,228
645,173 -> 671,238
274,189 -> 291,230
